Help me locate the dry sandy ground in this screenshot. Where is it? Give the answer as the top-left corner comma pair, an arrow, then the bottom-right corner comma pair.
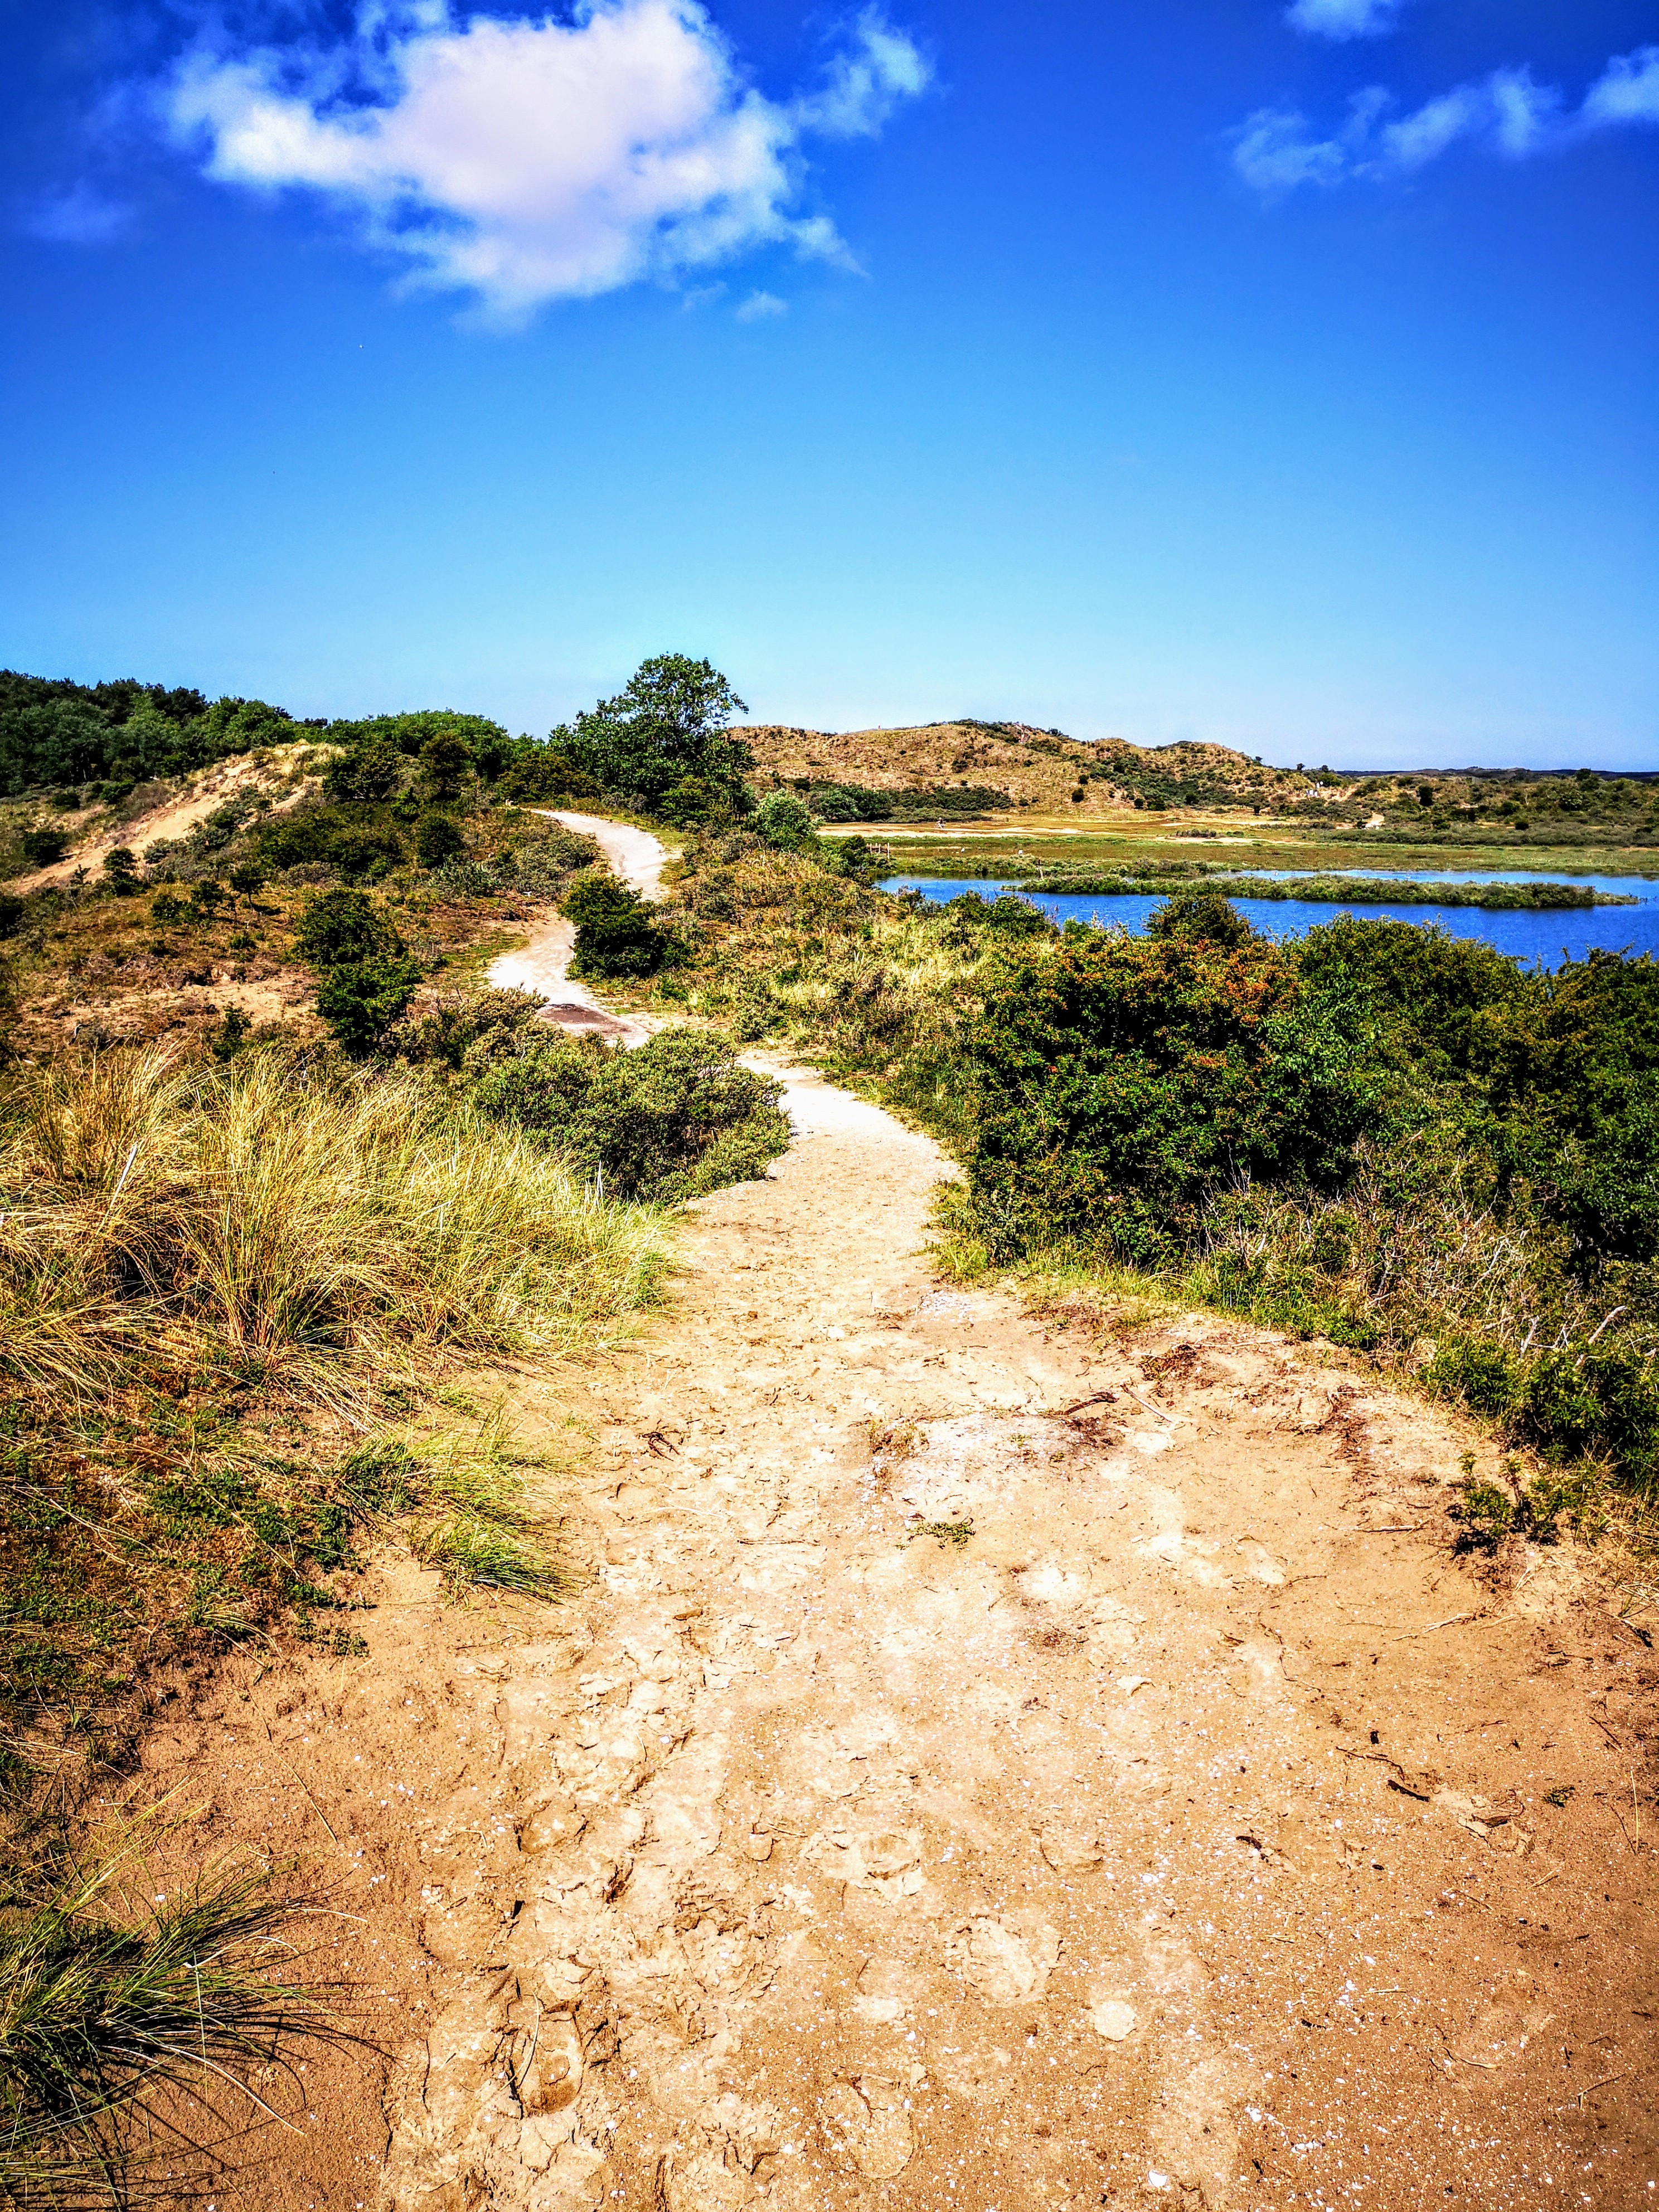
12,748 -> 321,894
143,820 -> 1657,2210
163,1085 -> 1658,2212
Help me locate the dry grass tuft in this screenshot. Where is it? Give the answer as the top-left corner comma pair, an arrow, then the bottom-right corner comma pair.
1,1045 -> 667,1411
0,1830 -> 346,2208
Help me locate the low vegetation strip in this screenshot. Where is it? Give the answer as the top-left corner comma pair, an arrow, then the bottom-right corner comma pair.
1013,871 -> 1633,908
0,1835 -> 348,2209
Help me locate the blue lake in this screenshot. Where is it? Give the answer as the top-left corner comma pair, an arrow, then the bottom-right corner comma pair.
882,872 -> 1659,969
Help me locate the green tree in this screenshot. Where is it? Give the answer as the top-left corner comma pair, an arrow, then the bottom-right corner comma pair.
294,887 -> 400,967
420,731 -> 473,801
315,955 -> 423,1057
326,731 -> 403,803
102,846 -> 140,895
415,814 -> 466,869
564,654 -> 751,812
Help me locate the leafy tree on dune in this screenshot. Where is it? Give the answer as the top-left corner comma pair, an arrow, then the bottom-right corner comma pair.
563,654 -> 752,819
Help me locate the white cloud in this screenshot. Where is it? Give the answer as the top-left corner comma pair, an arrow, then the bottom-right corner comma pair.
735,287 -> 785,319
1235,43 -> 1659,193
1285,0 -> 1401,43
163,1 -> 927,322
1582,44 -> 1659,128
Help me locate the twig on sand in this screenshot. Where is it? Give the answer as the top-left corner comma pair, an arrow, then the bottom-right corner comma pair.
264,1722 -> 341,1847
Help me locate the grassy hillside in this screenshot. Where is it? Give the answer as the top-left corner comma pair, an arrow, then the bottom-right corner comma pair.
741,719 -> 1659,864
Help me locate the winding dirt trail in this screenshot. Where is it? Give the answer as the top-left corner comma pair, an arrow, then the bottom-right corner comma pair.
486,812 -> 668,1044
361,1102 -> 1656,2212
184,824 -> 1656,2211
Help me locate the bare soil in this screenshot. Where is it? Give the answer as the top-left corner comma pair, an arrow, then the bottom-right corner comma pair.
139,820 -> 1657,2210
157,1089 -> 1656,2212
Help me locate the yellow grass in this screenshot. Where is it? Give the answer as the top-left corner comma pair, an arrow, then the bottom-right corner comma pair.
1,1045 -> 667,1408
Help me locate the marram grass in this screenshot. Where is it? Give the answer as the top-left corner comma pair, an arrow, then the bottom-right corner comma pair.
1,1044 -> 668,1409
0,1838 -> 344,2208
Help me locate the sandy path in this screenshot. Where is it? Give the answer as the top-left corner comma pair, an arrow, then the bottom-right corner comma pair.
342,1093 -> 1653,2212
486,812 -> 668,1042
166,819 -> 1652,2210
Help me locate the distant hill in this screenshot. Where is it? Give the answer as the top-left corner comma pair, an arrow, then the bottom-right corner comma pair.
738,720 -> 1322,819
737,722 -> 1659,844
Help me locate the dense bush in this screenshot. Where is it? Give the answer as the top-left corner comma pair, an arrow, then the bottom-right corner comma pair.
952,896 -> 1659,1493
802,780 -> 1014,821
295,889 -> 419,1055
935,890 -> 1055,944
294,887 -> 400,966
563,873 -> 683,979
754,790 -> 817,851
20,827 -> 68,870
497,740 -> 599,804
966,912 -> 1376,1264
258,801 -> 405,881
415,813 -> 466,869
472,1026 -> 789,1201
314,955 -> 424,1056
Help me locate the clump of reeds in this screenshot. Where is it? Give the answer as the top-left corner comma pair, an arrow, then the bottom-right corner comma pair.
0,1840 -> 343,2208
334,1417 -> 571,1599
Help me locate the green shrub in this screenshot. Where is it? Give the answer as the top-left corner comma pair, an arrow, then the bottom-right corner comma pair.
472,1026 -> 789,1201
415,812 -> 466,869
259,802 -> 404,880
294,886 -> 400,967
1453,1477 -> 1515,1547
395,987 -> 548,1070
1427,1334 -> 1521,1417
563,873 -> 681,979
420,730 -> 472,801
936,891 -> 1054,944
754,790 -> 817,852
0,891 -> 26,937
1147,888 -> 1257,949
20,827 -> 67,870
964,921 -> 1376,1263
315,955 -> 424,1058
496,742 -> 599,804
324,730 -> 403,802
1520,1333 -> 1659,1488
101,846 -> 139,895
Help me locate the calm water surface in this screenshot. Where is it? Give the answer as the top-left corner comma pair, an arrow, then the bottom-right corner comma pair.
882,873 -> 1659,968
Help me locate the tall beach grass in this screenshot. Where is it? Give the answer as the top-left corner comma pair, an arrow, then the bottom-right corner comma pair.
2,1044 -> 667,1411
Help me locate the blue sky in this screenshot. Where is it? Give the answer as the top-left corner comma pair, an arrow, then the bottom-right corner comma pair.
2,1 -> 1655,768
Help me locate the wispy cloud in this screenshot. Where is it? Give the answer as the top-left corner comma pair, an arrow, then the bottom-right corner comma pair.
161,1 -> 928,323
1285,0 -> 1403,43
1234,43 -> 1659,194
21,182 -> 133,244
735,287 -> 786,320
